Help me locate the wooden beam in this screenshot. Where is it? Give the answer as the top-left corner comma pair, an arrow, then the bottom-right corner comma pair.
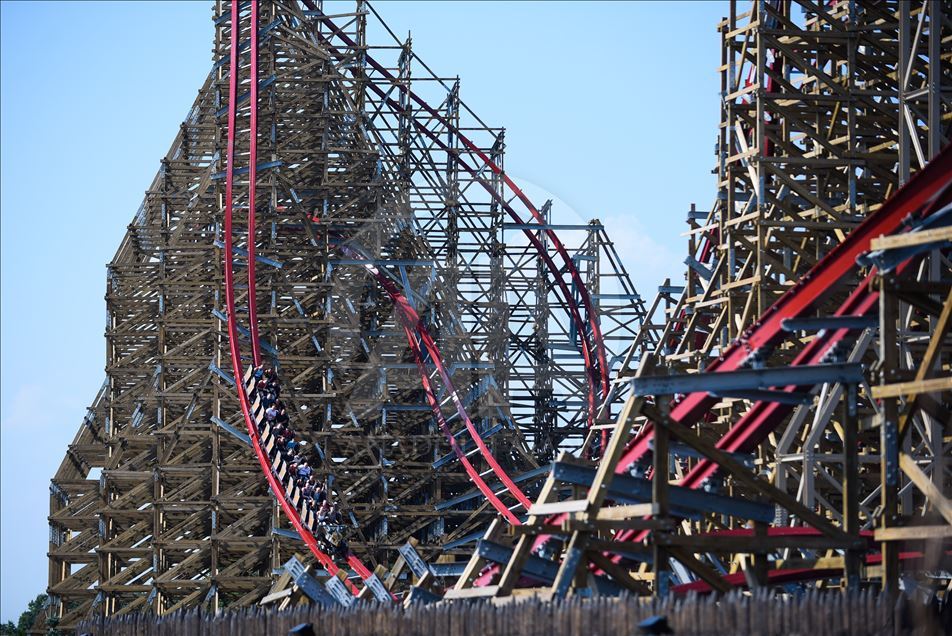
871,376 -> 952,399
898,454 -> 952,525
451,518 -> 504,591
595,503 -> 659,521
527,499 -> 589,516
869,226 -> 952,250
585,551 -> 651,595
874,526 -> 952,542
495,457 -> 564,596
666,546 -> 733,594
442,585 -> 501,600
644,404 -> 853,543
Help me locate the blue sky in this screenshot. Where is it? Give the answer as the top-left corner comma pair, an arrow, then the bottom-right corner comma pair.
0,1 -> 725,620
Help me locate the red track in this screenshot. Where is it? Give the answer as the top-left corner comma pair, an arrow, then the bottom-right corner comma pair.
303,3 -> 609,443
671,548 -> 945,595
225,1 -> 543,596
292,6 -> 633,524
472,143 -> 952,587
227,5 -> 952,599
222,1 -> 380,598
622,145 -> 952,498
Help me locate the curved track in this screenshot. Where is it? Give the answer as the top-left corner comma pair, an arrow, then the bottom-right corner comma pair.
471,143 -> 952,589
222,0 -> 381,597
228,1 -> 651,596
296,4 -> 629,526
269,5 -> 952,598
303,3 -> 610,438
337,243 -> 530,524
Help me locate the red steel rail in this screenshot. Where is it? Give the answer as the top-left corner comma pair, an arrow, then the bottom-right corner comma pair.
472,143 -> 952,588
303,3 -> 610,440
672,548 -> 943,595
223,0 -> 380,597
246,0 -> 261,367
338,244 -> 529,524
621,144 -> 952,483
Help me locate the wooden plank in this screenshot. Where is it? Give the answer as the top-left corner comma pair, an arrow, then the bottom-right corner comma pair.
870,226 -> 952,250
874,525 -> 952,541
549,396 -> 646,598
383,554 -> 407,592
585,551 -> 650,595
442,585 -> 500,600
495,456 -> 565,596
595,503 -> 658,521
585,396 -> 646,510
667,546 -> 733,594
899,454 -> 952,525
871,376 -> 952,399
260,587 -> 294,605
773,556 -> 845,570
527,499 -> 589,516
896,289 -> 952,441
452,517 -> 503,590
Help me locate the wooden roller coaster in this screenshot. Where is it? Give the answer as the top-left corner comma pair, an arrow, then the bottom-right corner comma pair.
45,0 -> 950,632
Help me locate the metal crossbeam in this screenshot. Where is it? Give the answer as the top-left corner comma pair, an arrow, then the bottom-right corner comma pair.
630,363 -> 864,396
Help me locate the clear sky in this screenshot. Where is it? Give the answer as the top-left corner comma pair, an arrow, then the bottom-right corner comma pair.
0,1 -> 726,620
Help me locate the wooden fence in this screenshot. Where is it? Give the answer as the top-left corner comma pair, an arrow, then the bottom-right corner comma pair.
76,590 -> 946,636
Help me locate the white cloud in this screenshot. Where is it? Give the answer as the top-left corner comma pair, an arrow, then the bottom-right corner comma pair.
504,175 -> 685,300
600,213 -> 685,297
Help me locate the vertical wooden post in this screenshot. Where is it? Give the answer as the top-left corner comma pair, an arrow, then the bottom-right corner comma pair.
751,521 -> 768,588
652,398 -> 671,598
879,276 -> 900,596
842,382 -> 861,588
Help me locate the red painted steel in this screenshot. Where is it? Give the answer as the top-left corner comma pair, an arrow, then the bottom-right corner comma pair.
614,148 -> 952,550
247,0 -> 261,367
472,146 -> 952,587
242,7 -> 952,597
672,550 -> 938,595
338,244 -> 530,522
302,4 -> 609,439
223,2 -> 380,597
622,145 -> 952,466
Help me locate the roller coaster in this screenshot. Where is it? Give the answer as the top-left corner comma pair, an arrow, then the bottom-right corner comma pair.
46,0 -> 950,630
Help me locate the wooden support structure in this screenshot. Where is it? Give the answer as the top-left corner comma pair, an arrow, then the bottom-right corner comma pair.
45,2 -> 649,630
46,0 -> 951,628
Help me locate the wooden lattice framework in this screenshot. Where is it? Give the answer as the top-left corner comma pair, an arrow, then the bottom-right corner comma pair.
444,0 -> 951,603
45,1 -> 645,630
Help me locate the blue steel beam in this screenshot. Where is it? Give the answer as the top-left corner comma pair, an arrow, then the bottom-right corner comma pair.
630,363 -> 864,396
781,315 -> 878,332
857,203 -> 952,272
551,462 -> 775,523
709,389 -> 814,405
476,541 -> 622,594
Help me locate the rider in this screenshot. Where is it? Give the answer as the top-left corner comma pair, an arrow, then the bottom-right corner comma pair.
328,502 -> 343,525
